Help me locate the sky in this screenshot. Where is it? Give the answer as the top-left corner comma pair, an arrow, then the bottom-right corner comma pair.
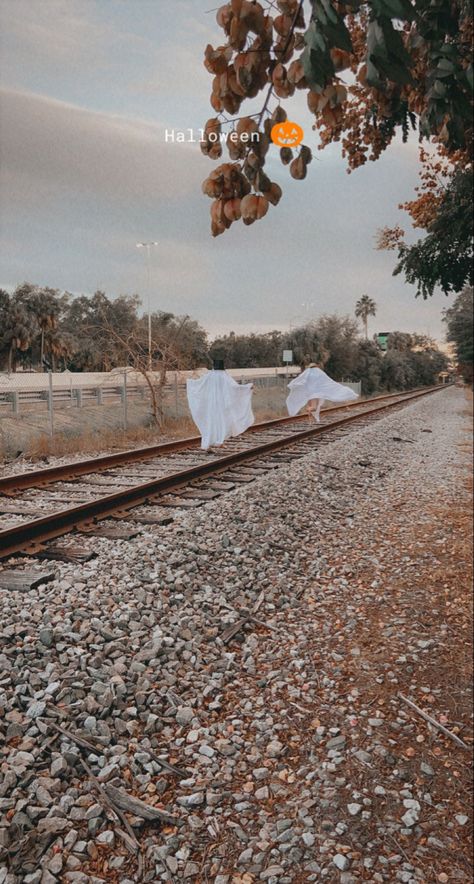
0,0 -> 450,342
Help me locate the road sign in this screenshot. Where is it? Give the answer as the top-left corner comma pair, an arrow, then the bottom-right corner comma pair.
377,333 -> 389,351
282,349 -> 293,363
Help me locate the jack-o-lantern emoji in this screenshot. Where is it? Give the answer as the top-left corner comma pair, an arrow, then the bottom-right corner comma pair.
271,120 -> 304,148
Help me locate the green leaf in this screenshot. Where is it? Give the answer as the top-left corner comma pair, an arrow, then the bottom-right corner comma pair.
371,0 -> 416,21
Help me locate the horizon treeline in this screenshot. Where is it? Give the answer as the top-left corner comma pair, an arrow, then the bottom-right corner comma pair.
0,282 -> 457,393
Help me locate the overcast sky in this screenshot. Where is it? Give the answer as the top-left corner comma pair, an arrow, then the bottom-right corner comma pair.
0,0 -> 450,341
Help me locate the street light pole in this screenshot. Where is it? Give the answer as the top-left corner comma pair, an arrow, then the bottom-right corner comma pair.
136,241 -> 158,372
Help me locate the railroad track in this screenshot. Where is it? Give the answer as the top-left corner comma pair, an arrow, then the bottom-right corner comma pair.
0,385 -> 447,562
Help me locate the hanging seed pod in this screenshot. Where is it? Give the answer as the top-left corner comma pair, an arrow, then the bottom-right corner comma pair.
236,116 -> 259,137
271,105 -> 287,125
255,170 -> 271,192
202,176 -> 223,198
300,145 -> 312,165
223,197 -> 242,221
287,59 -> 307,88
210,199 -> 228,236
280,146 -> 293,165
240,193 -> 259,221
330,48 -> 352,72
255,195 -> 269,219
204,44 -> 233,74
266,182 -> 282,206
290,155 -> 307,180
227,132 -> 246,160
216,3 -> 232,30
272,63 -> 295,99
307,91 -> 321,114
273,14 -> 292,36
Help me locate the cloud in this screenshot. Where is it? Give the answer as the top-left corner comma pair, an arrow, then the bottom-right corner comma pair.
0,87 -> 208,212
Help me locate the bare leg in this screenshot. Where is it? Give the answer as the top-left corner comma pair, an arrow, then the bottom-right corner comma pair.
307,398 -> 317,420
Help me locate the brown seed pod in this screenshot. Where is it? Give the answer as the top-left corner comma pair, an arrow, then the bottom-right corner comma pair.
272,63 -> 295,99
236,116 -> 259,137
307,91 -> 321,114
240,193 -> 259,221
255,170 -> 271,192
280,146 -> 293,165
255,195 -> 269,219
271,105 -> 287,125
266,182 -> 283,206
204,44 -> 232,75
300,145 -> 312,165
330,48 -> 352,72
202,176 -> 223,198
290,155 -> 307,180
287,59 -> 307,88
216,3 -> 232,30
273,14 -> 292,36
223,197 -> 242,221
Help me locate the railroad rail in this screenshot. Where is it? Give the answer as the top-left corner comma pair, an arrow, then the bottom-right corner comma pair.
0,385 -> 447,560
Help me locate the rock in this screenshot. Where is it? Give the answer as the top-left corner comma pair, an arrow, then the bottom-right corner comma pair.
96,830 -> 115,846
333,854 -> 350,871
39,628 -> 54,647
347,803 -> 362,816
326,735 -> 346,750
26,701 -> 46,719
261,866 -> 284,879
176,706 -> 194,726
455,814 -> 468,826
302,832 -> 315,847
266,740 -> 284,758
177,792 -> 204,807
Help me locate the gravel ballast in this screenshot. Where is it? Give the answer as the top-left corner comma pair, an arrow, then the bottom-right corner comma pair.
0,386 -> 472,883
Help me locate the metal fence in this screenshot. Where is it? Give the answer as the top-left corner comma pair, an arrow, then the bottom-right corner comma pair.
0,369 -> 361,455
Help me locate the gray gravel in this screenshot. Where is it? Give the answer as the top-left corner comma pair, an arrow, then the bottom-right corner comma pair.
0,387 -> 471,883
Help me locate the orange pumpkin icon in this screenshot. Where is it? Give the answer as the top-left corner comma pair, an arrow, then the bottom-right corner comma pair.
271,120 -> 304,147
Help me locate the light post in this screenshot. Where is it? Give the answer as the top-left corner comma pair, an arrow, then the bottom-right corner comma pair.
136,241 -> 158,372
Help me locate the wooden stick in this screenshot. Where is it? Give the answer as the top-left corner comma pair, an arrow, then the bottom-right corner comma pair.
47,720 -> 100,753
79,757 -> 140,850
398,693 -> 470,751
144,746 -> 188,779
104,784 -> 179,825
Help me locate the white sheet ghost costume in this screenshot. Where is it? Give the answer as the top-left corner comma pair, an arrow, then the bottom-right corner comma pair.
286,366 -> 358,420
187,369 -> 254,449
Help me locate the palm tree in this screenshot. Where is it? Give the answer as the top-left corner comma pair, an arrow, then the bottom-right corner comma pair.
30,288 -> 61,369
2,303 -> 35,372
355,295 -> 377,340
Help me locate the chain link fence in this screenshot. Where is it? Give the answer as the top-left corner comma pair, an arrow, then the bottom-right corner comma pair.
0,368 -> 361,459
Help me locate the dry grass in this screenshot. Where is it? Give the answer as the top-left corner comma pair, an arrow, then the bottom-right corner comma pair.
23,416 -> 198,461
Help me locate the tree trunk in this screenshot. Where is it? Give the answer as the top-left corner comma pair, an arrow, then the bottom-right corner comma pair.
40,328 -> 45,370
364,316 -> 368,340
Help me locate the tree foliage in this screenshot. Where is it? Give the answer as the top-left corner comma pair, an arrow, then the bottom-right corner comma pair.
443,284 -> 473,381
201,0 -> 473,235
211,312 -> 447,390
378,162 -> 473,297
0,286 -> 209,374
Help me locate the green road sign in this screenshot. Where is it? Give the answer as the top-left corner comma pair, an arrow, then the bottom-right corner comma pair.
377,332 -> 389,351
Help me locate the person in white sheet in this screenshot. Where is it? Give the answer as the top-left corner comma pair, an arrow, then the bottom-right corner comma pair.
186,360 -> 254,449
286,362 -> 358,422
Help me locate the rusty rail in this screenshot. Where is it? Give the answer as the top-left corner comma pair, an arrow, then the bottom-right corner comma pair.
0,385 -> 448,559
0,386 -> 443,494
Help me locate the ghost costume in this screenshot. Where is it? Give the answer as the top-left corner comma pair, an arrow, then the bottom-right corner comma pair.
187,368 -> 254,449
286,366 -> 358,418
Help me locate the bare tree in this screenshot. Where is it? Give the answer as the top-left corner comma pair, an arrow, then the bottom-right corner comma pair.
92,314 -> 192,428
